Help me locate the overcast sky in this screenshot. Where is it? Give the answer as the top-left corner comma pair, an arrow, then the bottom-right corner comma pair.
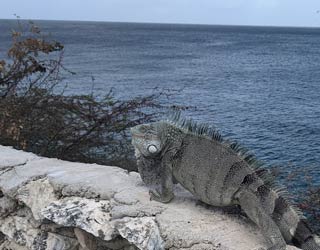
1,0 -> 320,27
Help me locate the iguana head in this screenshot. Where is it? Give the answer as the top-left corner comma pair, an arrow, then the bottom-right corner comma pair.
131,122 -> 164,158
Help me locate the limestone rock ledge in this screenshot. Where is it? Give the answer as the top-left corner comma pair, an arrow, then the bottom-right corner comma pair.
0,145 -> 301,250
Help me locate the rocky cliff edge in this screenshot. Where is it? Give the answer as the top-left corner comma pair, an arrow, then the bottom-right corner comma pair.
0,146 -> 301,250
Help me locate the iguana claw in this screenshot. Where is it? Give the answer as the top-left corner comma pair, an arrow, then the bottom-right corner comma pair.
149,189 -> 161,200
149,189 -> 174,203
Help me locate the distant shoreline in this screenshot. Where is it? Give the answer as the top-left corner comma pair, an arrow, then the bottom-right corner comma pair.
1,18 -> 320,30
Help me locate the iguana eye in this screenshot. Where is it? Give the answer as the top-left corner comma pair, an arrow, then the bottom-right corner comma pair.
147,144 -> 158,154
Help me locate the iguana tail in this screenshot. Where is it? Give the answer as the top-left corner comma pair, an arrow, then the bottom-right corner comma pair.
237,169 -> 320,250
270,192 -> 319,250
300,236 -> 320,250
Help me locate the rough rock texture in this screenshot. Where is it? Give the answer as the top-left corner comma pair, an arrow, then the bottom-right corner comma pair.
0,146 -> 303,250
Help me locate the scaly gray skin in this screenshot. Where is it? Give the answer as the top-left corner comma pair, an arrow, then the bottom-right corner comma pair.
131,115 -> 320,250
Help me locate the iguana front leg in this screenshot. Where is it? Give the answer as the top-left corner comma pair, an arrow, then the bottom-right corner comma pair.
149,155 -> 174,203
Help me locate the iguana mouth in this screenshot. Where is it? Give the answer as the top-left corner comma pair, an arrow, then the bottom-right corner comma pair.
130,127 -> 145,139
132,133 -> 158,140
131,133 -> 145,139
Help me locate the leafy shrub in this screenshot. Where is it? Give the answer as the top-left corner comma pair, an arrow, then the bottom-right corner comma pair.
0,20 -> 167,170
299,186 -> 320,234
275,164 -> 320,235
0,20 -> 64,98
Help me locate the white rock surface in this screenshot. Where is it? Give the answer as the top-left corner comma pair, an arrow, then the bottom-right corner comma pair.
0,146 -> 302,250
42,197 -> 115,241
0,240 -> 29,250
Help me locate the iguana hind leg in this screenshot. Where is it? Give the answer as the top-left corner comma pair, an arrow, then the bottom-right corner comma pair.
236,189 -> 287,250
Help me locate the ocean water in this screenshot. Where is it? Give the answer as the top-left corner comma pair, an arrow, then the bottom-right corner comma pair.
1,20 -> 320,187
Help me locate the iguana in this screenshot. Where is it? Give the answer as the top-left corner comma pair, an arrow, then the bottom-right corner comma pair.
131,113 -> 320,250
